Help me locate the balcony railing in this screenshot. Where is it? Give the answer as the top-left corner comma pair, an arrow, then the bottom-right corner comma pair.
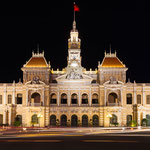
28,103 -> 43,107
106,102 -> 121,106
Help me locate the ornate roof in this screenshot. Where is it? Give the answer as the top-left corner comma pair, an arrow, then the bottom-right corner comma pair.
24,52 -> 49,68
101,52 -> 125,68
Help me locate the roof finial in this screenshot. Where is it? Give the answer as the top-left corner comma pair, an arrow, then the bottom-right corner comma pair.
104,50 -> 106,57
109,43 -> 111,54
37,43 -> 39,54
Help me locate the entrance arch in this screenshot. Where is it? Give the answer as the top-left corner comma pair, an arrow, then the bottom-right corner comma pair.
31,93 -> 41,103
82,115 -> 88,127
50,115 -> 56,126
108,93 -> 118,103
93,115 -> 99,127
15,115 -> 22,124
0,114 -> 3,125
60,115 -> 67,126
127,115 -> 132,126
110,114 -> 118,125
71,115 -> 78,127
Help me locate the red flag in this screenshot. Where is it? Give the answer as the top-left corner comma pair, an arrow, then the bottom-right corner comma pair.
74,3 -> 80,11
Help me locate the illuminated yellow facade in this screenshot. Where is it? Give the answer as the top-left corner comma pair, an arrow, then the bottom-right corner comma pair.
0,20 -> 150,127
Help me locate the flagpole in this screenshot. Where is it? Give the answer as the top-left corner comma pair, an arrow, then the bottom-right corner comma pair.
74,2 -> 75,21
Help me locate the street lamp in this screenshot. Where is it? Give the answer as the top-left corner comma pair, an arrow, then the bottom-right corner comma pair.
107,114 -> 112,127
37,114 -> 43,127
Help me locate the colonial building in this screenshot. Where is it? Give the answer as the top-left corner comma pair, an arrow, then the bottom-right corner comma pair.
0,20 -> 149,127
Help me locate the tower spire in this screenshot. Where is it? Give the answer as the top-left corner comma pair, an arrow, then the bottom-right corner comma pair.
109,43 -> 111,55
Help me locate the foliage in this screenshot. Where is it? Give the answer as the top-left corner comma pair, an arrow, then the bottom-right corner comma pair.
141,118 -> 148,126
14,121 -> 21,127
129,120 -> 137,127
110,122 -> 119,127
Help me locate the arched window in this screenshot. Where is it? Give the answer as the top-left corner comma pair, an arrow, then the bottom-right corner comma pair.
92,94 -> 98,104
110,114 -> 118,124
147,95 -> 150,104
127,93 -> 132,104
108,93 -> 118,103
17,94 -> 22,104
92,115 -> 99,127
0,114 -> 3,125
31,114 -> 38,124
61,93 -> 67,104
127,115 -> 132,126
8,95 -> 12,104
137,94 -> 141,104
50,115 -> 56,126
50,93 -> 57,104
82,94 -> 88,104
0,95 -> 2,104
71,93 -> 78,104
31,93 -> 41,103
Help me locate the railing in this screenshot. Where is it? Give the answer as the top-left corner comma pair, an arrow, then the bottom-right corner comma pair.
28,103 -> 43,107
106,103 -> 120,106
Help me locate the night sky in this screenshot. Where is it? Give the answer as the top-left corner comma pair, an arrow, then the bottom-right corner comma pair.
0,1 -> 149,83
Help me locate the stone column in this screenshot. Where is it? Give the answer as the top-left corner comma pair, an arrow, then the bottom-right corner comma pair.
3,111 -> 6,124
142,87 -> 145,105
104,87 -> 107,106
89,87 -> 92,106
121,88 -> 123,106
42,88 -> 45,106
68,90 -> 71,106
12,88 -> 15,104
4,88 -> 7,105
137,112 -> 140,126
78,89 -> 81,106
26,89 -> 28,106
57,90 -> 60,106
9,110 -> 11,125
133,88 -> 136,104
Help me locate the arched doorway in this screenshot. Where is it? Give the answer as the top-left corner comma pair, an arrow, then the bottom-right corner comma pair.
31,93 -> 41,103
0,114 -> 3,125
93,115 -> 99,127
60,115 -> 67,126
15,115 -> 22,124
31,114 -> 38,124
71,115 -> 78,127
108,93 -> 118,104
82,115 -> 88,127
146,114 -> 150,126
50,115 -> 56,126
127,115 -> 132,126
110,114 -> 118,125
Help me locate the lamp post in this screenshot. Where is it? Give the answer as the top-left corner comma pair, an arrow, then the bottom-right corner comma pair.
107,114 -> 112,127
37,114 -> 43,127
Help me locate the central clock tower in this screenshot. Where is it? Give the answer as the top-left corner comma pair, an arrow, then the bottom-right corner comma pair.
65,20 -> 83,79
67,21 -> 81,67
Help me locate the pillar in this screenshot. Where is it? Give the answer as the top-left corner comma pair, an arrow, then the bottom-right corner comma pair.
12,88 -> 15,104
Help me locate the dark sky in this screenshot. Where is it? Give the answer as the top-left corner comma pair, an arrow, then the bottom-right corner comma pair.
0,1 -> 149,83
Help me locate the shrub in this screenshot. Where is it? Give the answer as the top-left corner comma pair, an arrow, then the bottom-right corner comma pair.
129,120 -> 137,127
141,118 -> 148,126
14,121 -> 21,127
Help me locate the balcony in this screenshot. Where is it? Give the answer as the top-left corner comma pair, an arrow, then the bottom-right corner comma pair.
28,102 -> 43,107
106,102 -> 121,106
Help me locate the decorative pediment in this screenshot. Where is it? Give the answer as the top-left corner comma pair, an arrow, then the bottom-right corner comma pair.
56,73 -> 93,85
25,77 -> 45,86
